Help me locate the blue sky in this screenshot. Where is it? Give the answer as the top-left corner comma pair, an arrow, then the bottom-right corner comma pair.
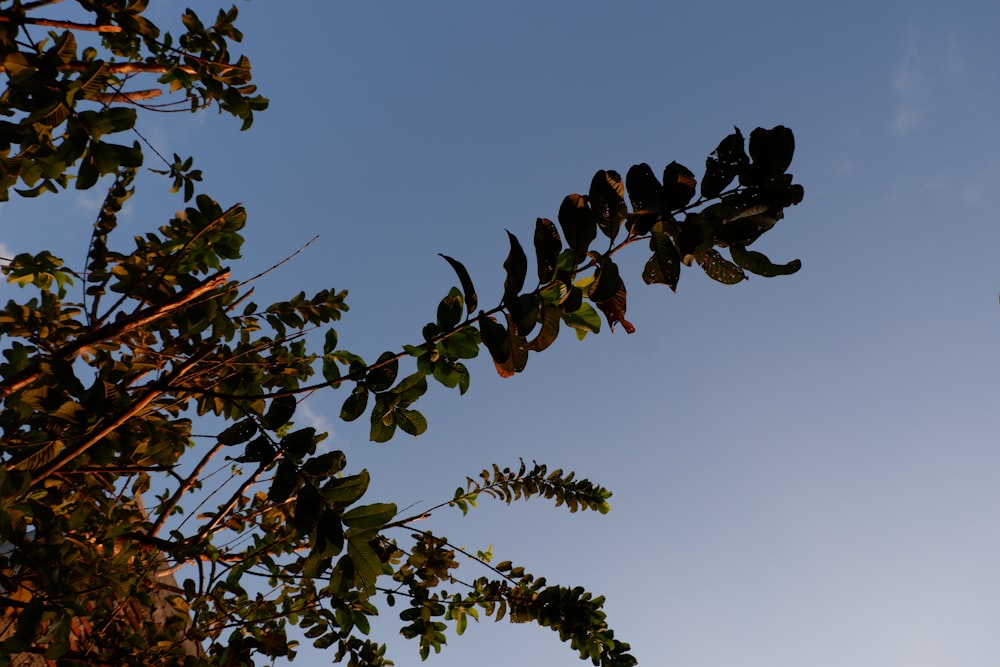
3,1 -> 1000,666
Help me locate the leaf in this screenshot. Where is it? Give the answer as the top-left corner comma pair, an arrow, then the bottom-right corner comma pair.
218,418 -> 258,445
625,162 -> 663,212
702,127 -> 748,199
642,221 -> 680,291
436,287 -> 464,331
366,351 -> 399,392
281,427 -> 317,459
533,217 -> 561,284
302,450 -> 347,477
587,254 -> 623,304
268,460 -> 299,503
493,312 -> 529,378
11,440 -> 63,471
503,230 -> 529,297
263,395 -> 297,430
560,302 -> 601,338
674,212 -> 714,265
526,299 -> 560,352
595,284 -> 635,334
662,161 -> 697,210
557,194 -> 597,265
589,170 -> 627,241
698,248 -> 747,284
342,502 -> 397,530
729,245 -> 801,277
743,125 -> 795,184
439,254 -> 478,313
323,470 -> 371,504
504,292 -> 539,338
347,535 -> 382,595
395,408 -> 428,436
340,386 -> 369,421
478,312 -> 509,366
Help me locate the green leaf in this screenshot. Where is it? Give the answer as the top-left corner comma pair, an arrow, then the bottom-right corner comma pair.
342,502 -> 397,530
439,254 -> 478,313
302,450 -> 347,477
662,161 -> 697,210
701,127 -> 748,199
395,408 -> 428,436
533,217 -> 561,284
340,386 -> 369,421
642,221 -> 680,291
323,470 -> 371,504
589,169 -> 627,241
697,248 -> 747,284
560,302 -> 601,338
729,245 -> 801,277
557,194 -> 597,265
347,534 -> 382,595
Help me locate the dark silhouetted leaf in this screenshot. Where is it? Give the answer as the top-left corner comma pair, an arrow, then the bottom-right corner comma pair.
526,299 -> 560,352
742,125 -> 795,185
642,221 -> 680,291
218,418 -> 258,445
662,161 -> 697,210
478,312 -> 509,366
494,312 -> 529,378
263,395 -> 297,430
281,427 -> 317,459
302,450 -> 347,477
589,170 -> 627,241
625,163 -> 663,212
595,284 -> 635,334
558,194 -> 597,265
533,218 -> 561,284
395,408 -> 428,436
674,213 -> 714,265
503,230 -> 528,296
587,254 -> 623,304
268,460 -> 299,503
698,249 -> 747,284
504,292 -> 540,338
439,254 -> 478,313
729,245 -> 802,277
237,436 -> 275,463
366,351 -> 398,392
340,385 -> 369,421
437,287 -> 464,330
702,127 -> 748,199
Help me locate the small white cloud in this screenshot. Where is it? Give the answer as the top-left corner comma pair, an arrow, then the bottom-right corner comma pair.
889,27 -> 968,136
295,399 -> 339,448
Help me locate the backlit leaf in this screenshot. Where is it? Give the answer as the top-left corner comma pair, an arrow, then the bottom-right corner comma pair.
439,254 -> 478,313
698,248 -> 747,284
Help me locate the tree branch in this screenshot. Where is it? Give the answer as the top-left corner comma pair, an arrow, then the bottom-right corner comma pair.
0,13 -> 123,33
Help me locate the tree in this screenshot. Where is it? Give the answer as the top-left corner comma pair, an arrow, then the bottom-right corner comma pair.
0,3 -> 805,665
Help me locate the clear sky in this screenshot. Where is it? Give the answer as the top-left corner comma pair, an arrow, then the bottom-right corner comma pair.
3,1 -> 1000,666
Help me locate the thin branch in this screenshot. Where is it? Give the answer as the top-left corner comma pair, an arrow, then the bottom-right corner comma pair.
150,441 -> 225,537
0,268 -> 230,399
91,88 -> 163,104
0,14 -> 123,33
26,345 -> 216,484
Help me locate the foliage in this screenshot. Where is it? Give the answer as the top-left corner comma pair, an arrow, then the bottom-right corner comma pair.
0,2 -> 804,666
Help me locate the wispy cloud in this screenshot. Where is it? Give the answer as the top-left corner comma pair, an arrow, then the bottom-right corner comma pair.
0,241 -> 12,262
295,398 -> 340,450
890,28 -> 967,136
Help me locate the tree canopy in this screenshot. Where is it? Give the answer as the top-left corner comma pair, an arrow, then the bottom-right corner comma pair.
0,3 -> 804,665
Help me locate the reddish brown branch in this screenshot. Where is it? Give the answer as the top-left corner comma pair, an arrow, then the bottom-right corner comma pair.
0,14 -> 123,33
